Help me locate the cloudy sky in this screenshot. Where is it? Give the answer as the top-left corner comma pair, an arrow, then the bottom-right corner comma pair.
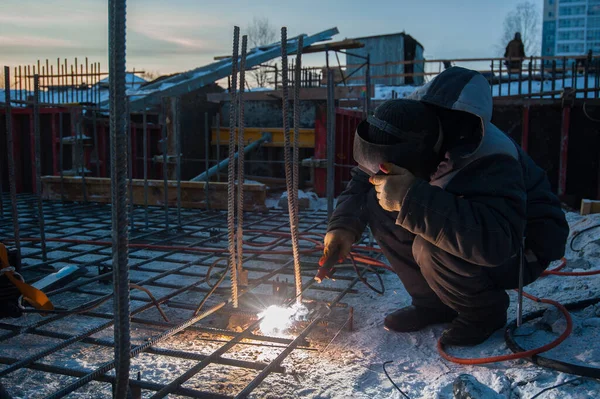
1,0 -> 541,76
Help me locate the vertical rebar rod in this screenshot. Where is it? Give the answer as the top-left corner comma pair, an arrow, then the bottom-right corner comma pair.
92,111 -> 100,176
77,111 -> 88,202
127,103 -> 134,231
4,67 -> 21,268
85,57 -> 89,104
552,60 -> 557,99
108,0 -> 131,396
215,113 -> 221,182
161,98 -> 169,231
143,109 -> 149,229
33,75 -> 48,262
204,112 -> 211,210
291,35 -> 304,303
228,26 -> 240,308
326,69 -> 336,220
0,118 -> 3,219
365,54 -> 371,115
174,97 -> 182,227
59,112 -> 65,202
584,56 -> 589,99
236,35 -> 248,281
528,59 -> 533,96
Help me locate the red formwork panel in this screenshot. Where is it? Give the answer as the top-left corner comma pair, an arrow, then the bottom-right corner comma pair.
313,107 -> 363,197
334,108 -> 362,196
0,107 -> 162,194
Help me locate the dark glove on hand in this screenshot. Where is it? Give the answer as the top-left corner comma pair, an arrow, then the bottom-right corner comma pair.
369,163 -> 417,212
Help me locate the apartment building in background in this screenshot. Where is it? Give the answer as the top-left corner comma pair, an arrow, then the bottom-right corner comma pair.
542,0 -> 600,57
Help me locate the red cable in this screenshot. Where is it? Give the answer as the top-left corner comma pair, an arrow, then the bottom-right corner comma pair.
437,292 -> 573,365
542,257 -> 600,276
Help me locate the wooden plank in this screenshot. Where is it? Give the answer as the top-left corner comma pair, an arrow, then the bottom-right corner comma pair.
210,127 -> 315,148
206,86 -> 367,103
580,199 -> 600,215
41,176 -> 267,212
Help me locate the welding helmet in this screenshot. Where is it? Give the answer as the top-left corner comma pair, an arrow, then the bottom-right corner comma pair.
353,99 -> 444,179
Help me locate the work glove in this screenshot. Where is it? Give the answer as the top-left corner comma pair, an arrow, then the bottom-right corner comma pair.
319,229 -> 355,267
369,163 -> 417,212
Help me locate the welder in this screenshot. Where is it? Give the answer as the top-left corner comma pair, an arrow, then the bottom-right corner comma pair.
319,67 -> 569,346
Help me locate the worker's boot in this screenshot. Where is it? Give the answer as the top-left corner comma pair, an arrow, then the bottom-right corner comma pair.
384,305 -> 457,332
439,311 -> 507,346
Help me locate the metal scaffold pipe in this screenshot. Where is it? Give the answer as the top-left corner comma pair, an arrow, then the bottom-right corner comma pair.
4,67 -> 21,269
108,0 -> 131,397
237,35 -> 248,285
228,26 -> 240,308
190,133 -> 272,182
33,75 -> 47,262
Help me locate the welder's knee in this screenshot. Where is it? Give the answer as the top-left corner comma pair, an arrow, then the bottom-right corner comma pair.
411,236 -> 443,279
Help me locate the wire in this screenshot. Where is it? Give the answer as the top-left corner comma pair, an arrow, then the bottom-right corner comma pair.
582,102 -> 600,123
529,378 -> 582,399
437,291 -> 573,365
382,361 -> 411,399
569,224 -> 600,252
348,254 -> 385,295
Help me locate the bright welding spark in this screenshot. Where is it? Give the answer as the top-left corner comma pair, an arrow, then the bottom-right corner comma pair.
258,303 -> 309,336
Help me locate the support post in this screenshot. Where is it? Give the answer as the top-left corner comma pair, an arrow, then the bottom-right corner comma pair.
5,67 -> 21,269
108,0 -> 131,396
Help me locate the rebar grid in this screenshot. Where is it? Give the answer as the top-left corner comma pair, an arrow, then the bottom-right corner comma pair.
0,195 -> 368,399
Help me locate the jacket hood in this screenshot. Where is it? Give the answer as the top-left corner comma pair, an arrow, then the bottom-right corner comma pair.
408,67 -> 519,187
408,67 -> 493,124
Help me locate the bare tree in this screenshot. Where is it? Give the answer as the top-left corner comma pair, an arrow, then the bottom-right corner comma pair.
140,70 -> 160,82
246,17 -> 277,88
499,1 -> 541,56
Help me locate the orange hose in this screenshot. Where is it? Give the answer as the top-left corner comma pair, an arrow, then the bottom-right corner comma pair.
438,292 -> 573,365
543,258 -> 600,276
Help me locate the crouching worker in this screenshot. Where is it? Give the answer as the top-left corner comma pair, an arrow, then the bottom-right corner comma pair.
319,67 -> 569,346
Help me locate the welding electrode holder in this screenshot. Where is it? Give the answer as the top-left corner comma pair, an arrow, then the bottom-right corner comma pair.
314,247 -> 342,283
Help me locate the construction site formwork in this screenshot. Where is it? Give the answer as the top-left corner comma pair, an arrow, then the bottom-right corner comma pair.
0,194 -> 377,398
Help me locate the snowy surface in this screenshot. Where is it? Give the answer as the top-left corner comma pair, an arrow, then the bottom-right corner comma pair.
1,211 -> 599,398
372,75 -> 598,101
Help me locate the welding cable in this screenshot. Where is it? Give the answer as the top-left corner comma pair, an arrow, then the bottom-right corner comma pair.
543,257 -> 600,276
569,223 -> 600,253
505,297 -> 600,378
383,361 -> 412,399
529,378 -> 583,399
348,254 -> 385,295
437,291 -> 573,365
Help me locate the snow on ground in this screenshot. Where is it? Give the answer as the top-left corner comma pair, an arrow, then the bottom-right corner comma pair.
2,210 -> 599,398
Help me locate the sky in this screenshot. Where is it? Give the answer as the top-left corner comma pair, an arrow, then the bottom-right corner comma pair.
0,0 -> 543,77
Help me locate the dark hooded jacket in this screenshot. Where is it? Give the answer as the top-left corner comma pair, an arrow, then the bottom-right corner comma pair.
328,67 -> 569,267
